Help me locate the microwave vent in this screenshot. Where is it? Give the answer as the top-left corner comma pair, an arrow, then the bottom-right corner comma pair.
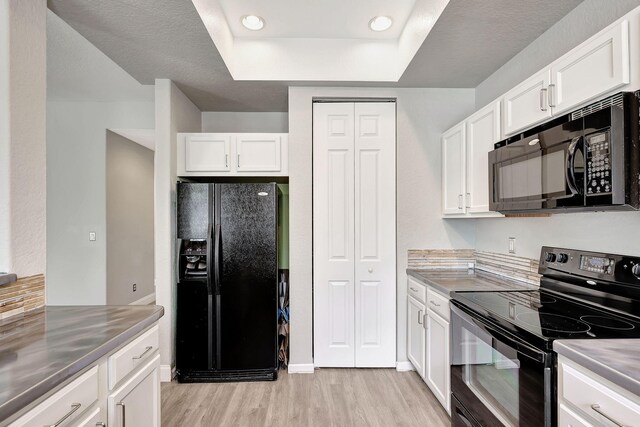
571,93 -> 624,120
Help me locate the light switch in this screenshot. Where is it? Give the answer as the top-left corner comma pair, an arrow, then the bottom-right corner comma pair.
508,237 -> 516,254
89,232 -> 96,241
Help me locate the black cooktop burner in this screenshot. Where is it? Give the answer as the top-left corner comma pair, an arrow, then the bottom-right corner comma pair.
516,312 -> 591,333
453,289 -> 640,344
580,315 -> 635,330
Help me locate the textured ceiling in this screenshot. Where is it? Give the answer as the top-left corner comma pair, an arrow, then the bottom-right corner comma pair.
47,0 -> 583,112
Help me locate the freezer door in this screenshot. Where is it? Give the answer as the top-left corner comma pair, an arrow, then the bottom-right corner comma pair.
177,183 -> 211,239
218,183 -> 278,370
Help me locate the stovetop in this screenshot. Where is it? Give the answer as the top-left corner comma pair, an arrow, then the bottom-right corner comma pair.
452,288 -> 640,347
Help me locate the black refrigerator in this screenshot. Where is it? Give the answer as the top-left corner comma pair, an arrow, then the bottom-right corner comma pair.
176,182 -> 279,382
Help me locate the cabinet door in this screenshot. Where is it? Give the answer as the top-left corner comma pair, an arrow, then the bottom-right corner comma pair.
109,354 -> 160,427
502,68 -> 552,136
426,310 -> 450,414
466,102 -> 500,214
236,134 -> 282,172
558,404 -> 594,427
76,406 -> 103,427
551,19 -> 629,115
184,134 -> 231,172
407,296 -> 425,378
442,123 -> 466,215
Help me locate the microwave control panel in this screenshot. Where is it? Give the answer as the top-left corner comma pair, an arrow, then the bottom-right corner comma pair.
586,131 -> 611,196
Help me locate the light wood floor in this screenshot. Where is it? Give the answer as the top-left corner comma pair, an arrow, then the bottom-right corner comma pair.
161,368 -> 450,427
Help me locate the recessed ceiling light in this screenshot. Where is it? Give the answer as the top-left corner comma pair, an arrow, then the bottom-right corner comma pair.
369,16 -> 392,32
242,15 -> 264,31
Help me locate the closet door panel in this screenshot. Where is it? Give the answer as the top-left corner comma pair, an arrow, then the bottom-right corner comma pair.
313,103 -> 356,367
354,102 -> 396,367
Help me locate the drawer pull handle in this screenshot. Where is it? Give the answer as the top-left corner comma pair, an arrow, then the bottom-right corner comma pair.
132,346 -> 153,360
47,403 -> 81,427
590,404 -> 628,427
117,402 -> 126,427
409,287 -> 418,292
96,423 -> 106,427
430,300 -> 441,307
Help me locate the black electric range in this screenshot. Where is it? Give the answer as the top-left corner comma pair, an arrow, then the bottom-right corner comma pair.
449,246 -> 640,427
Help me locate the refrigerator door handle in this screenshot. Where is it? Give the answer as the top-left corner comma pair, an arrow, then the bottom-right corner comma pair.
214,223 -> 221,294
206,223 -> 213,295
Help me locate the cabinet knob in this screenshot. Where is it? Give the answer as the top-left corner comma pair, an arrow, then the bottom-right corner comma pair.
368,268 -> 373,273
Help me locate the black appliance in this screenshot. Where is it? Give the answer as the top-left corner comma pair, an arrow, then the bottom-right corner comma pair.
176,182 -> 279,382
489,91 -> 640,213
450,246 -> 640,427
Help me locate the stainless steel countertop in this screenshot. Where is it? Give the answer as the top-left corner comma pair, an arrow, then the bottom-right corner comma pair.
0,305 -> 164,424
554,339 -> 640,397
407,268 -> 536,297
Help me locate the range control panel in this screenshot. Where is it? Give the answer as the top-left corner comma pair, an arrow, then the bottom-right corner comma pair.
585,131 -> 612,196
540,246 -> 640,285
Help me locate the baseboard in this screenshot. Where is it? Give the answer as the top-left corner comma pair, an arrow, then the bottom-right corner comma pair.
287,363 -> 315,374
396,361 -> 415,372
129,293 -> 156,306
160,364 -> 175,382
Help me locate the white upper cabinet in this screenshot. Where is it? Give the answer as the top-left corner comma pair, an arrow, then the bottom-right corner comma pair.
183,134 -> 231,173
178,133 -> 289,177
236,134 -> 283,172
502,18 -> 630,136
551,19 -> 630,115
442,123 -> 466,215
466,101 -> 501,214
502,69 -> 552,136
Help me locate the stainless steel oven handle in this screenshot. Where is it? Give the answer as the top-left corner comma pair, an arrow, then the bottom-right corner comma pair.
565,136 -> 582,195
590,404 -> 629,427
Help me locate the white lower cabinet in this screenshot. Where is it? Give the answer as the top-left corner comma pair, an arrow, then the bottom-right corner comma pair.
10,323 -> 160,427
407,295 -> 426,378
406,278 -> 451,414
426,309 -> 450,412
558,356 -> 640,427
109,354 -> 161,427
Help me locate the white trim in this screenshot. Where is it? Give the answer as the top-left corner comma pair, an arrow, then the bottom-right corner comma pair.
287,364 -> 315,374
129,293 -> 156,306
396,361 -> 415,372
160,365 -> 175,382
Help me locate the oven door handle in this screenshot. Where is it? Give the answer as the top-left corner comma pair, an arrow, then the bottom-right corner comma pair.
452,303 -> 547,364
565,136 -> 582,195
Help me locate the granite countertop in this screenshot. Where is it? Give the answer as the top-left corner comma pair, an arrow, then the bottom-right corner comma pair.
0,305 -> 164,424
554,339 -> 640,396
407,268 -> 536,296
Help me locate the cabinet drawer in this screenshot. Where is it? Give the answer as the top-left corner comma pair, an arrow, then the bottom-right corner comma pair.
109,325 -> 159,389
427,289 -> 450,321
407,277 -> 426,303
76,406 -> 103,427
561,361 -> 640,426
11,366 -> 99,427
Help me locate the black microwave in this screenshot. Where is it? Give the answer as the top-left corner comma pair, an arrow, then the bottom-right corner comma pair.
489,92 -> 640,213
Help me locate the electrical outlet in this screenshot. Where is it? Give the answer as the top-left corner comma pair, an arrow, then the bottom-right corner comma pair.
508,237 -> 516,254
132,283 -> 137,292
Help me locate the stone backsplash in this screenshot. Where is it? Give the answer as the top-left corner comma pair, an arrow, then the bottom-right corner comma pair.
0,275 -> 45,320
408,249 -> 541,286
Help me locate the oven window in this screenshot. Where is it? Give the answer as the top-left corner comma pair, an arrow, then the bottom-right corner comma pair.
496,149 -> 567,201
461,326 -> 520,427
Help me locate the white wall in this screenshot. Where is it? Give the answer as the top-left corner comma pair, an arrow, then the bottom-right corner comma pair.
476,0 -> 640,108
106,131 -> 155,305
46,11 -> 155,304
155,79 -> 201,380
288,87 -> 475,368
201,111 -> 288,133
0,0 -> 47,278
473,0 -> 640,260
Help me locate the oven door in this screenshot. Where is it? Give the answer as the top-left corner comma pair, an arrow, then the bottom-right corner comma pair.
450,303 -> 553,427
489,120 -> 585,212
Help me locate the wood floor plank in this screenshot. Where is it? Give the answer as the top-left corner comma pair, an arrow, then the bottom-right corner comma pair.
162,369 -> 450,427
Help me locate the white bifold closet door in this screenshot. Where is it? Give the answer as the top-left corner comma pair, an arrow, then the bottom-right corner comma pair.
313,102 -> 396,368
